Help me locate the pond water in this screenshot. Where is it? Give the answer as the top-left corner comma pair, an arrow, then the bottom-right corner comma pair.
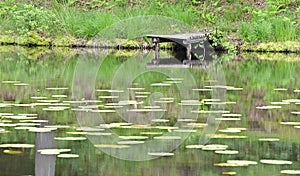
0,46 -> 300,176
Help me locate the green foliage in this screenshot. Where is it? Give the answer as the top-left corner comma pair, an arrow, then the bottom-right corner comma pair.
240,17 -> 298,42
10,4 -> 62,35
209,29 -> 237,55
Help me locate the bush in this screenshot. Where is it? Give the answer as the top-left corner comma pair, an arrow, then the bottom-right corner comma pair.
10,3 -> 62,35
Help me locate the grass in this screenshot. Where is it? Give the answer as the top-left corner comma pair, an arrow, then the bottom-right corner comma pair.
0,0 -> 299,45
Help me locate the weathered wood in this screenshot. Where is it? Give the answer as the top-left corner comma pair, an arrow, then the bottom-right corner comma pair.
146,32 -> 209,45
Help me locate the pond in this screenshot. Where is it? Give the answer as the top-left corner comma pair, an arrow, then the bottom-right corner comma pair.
0,46 -> 300,176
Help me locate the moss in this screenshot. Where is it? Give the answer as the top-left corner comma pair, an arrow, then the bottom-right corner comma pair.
16,32 -> 51,46
240,41 -> 300,52
243,52 -> 300,61
0,34 -> 17,44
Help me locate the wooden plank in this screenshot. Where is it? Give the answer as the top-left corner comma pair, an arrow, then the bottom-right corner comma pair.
146,32 -> 209,44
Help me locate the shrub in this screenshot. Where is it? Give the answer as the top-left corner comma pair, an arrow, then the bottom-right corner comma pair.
11,3 -> 62,35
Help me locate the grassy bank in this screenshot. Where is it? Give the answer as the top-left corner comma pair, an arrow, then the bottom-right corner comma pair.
0,0 -> 299,53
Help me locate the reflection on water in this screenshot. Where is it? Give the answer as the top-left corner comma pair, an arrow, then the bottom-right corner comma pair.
0,47 -> 300,175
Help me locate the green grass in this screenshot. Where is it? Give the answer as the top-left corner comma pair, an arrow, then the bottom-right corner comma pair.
0,0 -> 299,43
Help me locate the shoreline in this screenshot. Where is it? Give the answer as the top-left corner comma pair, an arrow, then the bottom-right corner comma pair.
1,33 -> 299,53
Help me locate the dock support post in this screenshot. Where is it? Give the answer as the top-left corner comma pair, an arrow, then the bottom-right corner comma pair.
186,43 -> 192,61
154,39 -> 160,60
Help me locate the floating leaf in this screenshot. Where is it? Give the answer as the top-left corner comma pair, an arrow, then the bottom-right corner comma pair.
280,170 -> 300,174
227,160 -> 257,165
185,145 -> 203,149
119,136 -> 148,140
38,149 -> 71,155
260,159 -> 292,165
215,150 -> 239,155
258,138 -> 280,142
57,154 -> 79,158
117,141 -> 144,145
54,137 -> 87,141
148,152 -> 174,156
256,106 -> 281,110
94,144 -> 130,149
0,144 -> 34,148
3,149 -> 22,155
154,136 -> 181,140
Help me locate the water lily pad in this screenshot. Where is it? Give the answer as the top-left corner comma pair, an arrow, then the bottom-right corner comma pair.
3,149 -> 22,155
177,119 -> 196,122
215,118 -> 241,121
154,136 -> 181,140
280,122 -> 300,125
280,170 -> 300,174
96,89 -> 124,93
2,80 -> 20,84
186,123 -> 208,128
54,137 -> 87,141
258,138 -> 280,142
179,100 -> 201,106
31,96 -> 47,100
14,83 -> 29,86
219,129 -> 241,133
29,127 -> 56,133
202,144 -> 228,151
0,144 -> 34,148
90,110 -> 116,113
5,115 -> 37,120
94,144 -> 130,149
227,160 -> 257,165
148,152 -> 174,156
0,123 -> 17,127
214,163 -> 247,167
151,119 -> 169,123
45,125 -> 70,129
57,154 -> 79,158
128,87 -> 145,91
37,100 -> 61,103
207,134 -> 247,139
274,88 -> 288,91
222,114 -> 242,117
185,145 -> 203,149
52,95 -> 68,98
283,99 -> 300,103
174,129 -> 197,133
117,141 -> 144,145
215,150 -> 239,155
154,100 -> 173,103
151,83 -> 171,87
86,132 -> 112,136
119,136 -> 148,140
46,87 -> 68,90
140,132 -> 163,135
271,102 -> 290,105
192,88 -> 212,91
38,149 -> 71,155
260,159 -> 292,165
76,127 -> 105,132
127,109 -> 166,112
256,106 -> 281,110
291,112 -> 300,115
192,110 -> 230,114
98,96 -> 119,99
222,171 -> 237,175
156,126 -> 179,130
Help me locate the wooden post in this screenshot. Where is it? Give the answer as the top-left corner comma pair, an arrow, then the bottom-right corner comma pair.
186,43 -> 191,61
154,38 -> 160,60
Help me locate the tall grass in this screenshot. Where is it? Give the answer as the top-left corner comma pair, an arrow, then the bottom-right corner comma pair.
54,6 -> 118,39
54,2 -> 196,39
240,17 -> 299,43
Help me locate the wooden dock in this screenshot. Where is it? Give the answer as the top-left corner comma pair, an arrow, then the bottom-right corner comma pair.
146,30 -> 210,67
